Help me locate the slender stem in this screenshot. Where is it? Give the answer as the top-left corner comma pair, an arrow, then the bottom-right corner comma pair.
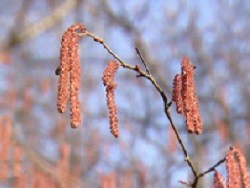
166,109 -> 197,177
198,157 -> 226,178
83,32 -> 168,104
191,157 -> 226,187
135,47 -> 150,74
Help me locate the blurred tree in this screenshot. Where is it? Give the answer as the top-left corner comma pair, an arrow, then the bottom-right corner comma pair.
0,0 -> 249,187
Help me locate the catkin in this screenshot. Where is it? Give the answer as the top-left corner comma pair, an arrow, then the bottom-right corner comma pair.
226,147 -> 250,188
234,147 -> 250,188
172,74 -> 183,114
226,147 -> 241,188
102,61 -> 119,138
69,33 -> 81,128
213,171 -> 226,188
185,111 -> 195,133
215,146 -> 250,188
181,57 -> 195,113
193,95 -> 202,134
57,31 -> 71,113
57,23 -> 86,128
172,57 -> 202,134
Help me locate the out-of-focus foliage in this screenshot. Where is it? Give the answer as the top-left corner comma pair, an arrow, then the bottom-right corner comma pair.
0,0 -> 249,187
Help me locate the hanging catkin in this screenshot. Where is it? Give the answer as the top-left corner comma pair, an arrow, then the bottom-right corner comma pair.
226,146 -> 250,188
213,171 -> 226,188
234,147 -> 250,188
172,57 -> 202,134
181,57 -> 195,113
102,61 -> 119,138
57,23 -> 86,128
172,74 -> 183,114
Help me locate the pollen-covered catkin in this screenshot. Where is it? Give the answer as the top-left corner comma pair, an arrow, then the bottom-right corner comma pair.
102,61 -> 119,138
185,111 -> 195,133
106,88 -> 119,137
222,146 -> 250,188
57,23 -> 86,128
69,40 -> 81,128
226,147 -> 241,188
193,95 -> 202,134
173,56 -> 203,134
234,147 -> 250,187
57,31 -> 71,113
172,74 -> 183,114
213,171 -> 226,188
181,56 -> 195,114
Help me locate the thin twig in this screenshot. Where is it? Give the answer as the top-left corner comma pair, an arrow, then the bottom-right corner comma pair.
83,32 -> 167,102
135,47 -> 150,74
79,31 -> 198,179
198,157 -> 226,178
179,180 -> 191,187
192,157 -> 226,187
165,109 -> 197,178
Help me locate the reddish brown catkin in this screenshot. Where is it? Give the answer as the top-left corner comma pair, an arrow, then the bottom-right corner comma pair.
193,94 -> 202,134
69,32 -> 81,128
214,171 -> 227,188
180,56 -> 202,134
172,74 -> 183,114
57,23 -> 86,128
226,147 -> 241,188
102,61 -> 119,138
234,147 -> 250,187
57,31 -> 71,113
181,57 -> 195,133
181,57 -> 195,113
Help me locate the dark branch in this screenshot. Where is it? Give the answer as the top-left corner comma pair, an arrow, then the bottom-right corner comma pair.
78,30 -> 209,186
192,157 -> 226,187
135,47 -> 150,74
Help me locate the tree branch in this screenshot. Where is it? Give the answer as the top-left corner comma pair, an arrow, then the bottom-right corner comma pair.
79,31 -> 199,180
192,157 -> 226,187
135,47 -> 150,74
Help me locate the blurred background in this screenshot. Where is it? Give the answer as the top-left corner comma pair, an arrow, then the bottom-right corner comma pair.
0,0 -> 249,187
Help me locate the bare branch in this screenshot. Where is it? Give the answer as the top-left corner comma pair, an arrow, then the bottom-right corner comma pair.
79,30 -> 199,180
192,157 -> 226,187
135,47 -> 150,74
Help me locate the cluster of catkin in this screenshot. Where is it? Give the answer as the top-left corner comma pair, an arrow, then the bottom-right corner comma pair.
226,146 -> 250,188
214,146 -> 250,188
57,23 -> 86,128
102,61 -> 120,138
172,57 -> 202,134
